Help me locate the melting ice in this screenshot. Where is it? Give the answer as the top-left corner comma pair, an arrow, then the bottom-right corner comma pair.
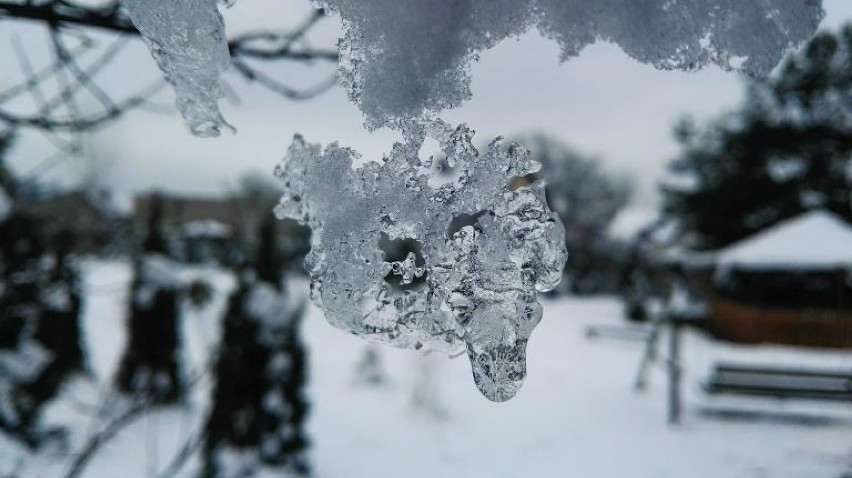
123,0 -> 233,136
274,120 -> 567,401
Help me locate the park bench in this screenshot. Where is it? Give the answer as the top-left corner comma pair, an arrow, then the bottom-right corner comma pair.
704,363 -> 852,402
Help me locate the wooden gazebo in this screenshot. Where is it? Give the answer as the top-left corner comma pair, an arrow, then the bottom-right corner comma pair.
706,210 -> 852,349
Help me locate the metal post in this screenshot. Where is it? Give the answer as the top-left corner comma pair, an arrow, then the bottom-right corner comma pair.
634,308 -> 664,391
667,320 -> 682,425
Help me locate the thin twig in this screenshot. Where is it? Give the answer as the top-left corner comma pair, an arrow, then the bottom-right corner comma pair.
0,2 -> 337,138
62,396 -> 153,478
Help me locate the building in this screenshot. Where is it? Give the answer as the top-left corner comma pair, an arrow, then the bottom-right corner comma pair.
684,210 -> 852,348
132,193 -> 310,268
24,190 -> 129,254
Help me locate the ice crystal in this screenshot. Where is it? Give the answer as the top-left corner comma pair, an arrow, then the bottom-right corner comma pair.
274,121 -> 567,401
123,0 -> 233,137
318,0 -> 824,128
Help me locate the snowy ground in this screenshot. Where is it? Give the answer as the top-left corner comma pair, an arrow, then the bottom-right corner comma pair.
3,259 -> 851,478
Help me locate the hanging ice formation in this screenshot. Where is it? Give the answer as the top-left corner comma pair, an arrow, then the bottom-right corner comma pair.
275,120 -> 567,401
122,0 -> 233,137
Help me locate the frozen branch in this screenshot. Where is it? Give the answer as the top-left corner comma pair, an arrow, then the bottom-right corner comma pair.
0,1 -> 337,134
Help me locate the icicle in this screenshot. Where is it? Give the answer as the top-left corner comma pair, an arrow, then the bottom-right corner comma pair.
123,0 -> 234,137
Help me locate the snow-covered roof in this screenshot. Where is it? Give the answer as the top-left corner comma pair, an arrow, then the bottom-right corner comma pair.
108,192 -> 135,217
183,219 -> 232,238
607,208 -> 657,241
716,210 -> 852,270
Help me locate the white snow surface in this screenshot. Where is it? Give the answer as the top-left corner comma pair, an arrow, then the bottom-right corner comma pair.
319,0 -> 825,128
4,260 -> 851,478
122,0 -> 232,137
183,219 -> 232,239
244,281 -> 304,335
716,210 -> 852,269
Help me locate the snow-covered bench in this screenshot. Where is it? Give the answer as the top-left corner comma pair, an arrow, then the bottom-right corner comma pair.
704,363 -> 852,402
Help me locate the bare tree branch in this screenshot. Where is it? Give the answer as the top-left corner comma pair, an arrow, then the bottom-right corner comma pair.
0,1 -> 135,35
0,1 -> 338,134
0,1 -> 338,62
0,80 -> 168,130
62,395 -> 152,478
157,429 -> 206,478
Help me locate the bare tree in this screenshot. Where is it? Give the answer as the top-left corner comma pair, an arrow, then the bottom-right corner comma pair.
0,1 -> 337,133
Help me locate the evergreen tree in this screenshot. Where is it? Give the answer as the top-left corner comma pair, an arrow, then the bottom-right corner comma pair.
115,195 -> 184,403
663,25 -> 852,250
0,210 -> 50,447
35,232 -> 85,374
203,214 -> 310,477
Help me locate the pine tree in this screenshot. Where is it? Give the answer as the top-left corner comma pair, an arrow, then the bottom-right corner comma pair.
203,214 -> 310,477
663,25 -> 852,250
115,195 -> 184,404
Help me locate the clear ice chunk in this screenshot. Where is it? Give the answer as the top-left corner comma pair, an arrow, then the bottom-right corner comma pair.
274,120 -> 567,401
318,0 -> 824,128
123,0 -> 233,137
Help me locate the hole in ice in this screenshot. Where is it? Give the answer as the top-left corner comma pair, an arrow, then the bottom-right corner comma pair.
427,155 -> 465,188
507,174 -> 537,191
379,233 -> 426,289
446,210 -> 489,238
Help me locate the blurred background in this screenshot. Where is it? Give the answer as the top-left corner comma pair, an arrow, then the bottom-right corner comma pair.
0,1 -> 851,477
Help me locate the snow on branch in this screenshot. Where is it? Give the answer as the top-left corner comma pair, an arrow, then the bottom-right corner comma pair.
319,0 -> 825,128
0,1 -> 337,134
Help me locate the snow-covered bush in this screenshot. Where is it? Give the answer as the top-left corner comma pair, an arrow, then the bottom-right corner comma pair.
204,216 -> 310,477
115,197 -> 185,404
0,149 -> 86,447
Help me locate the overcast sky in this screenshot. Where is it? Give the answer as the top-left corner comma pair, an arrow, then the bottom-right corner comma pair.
3,0 -> 852,207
